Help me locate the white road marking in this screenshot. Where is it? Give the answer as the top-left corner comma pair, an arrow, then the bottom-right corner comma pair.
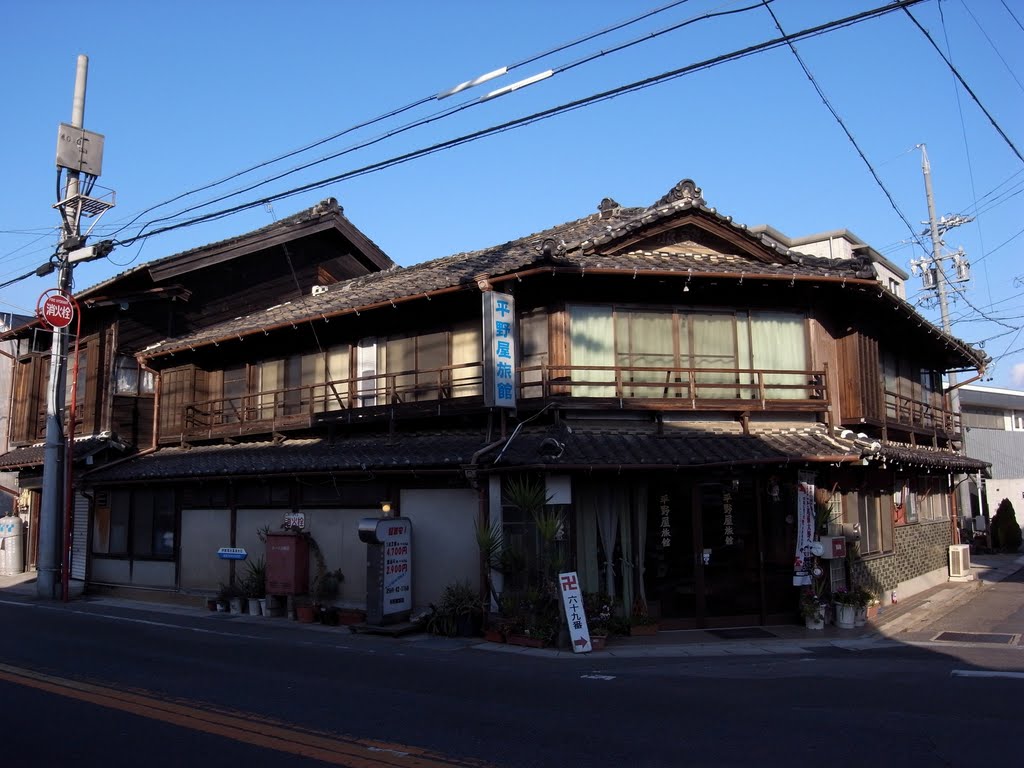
581,674 -> 616,680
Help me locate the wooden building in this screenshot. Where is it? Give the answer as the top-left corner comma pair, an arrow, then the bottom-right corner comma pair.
0,179 -> 988,628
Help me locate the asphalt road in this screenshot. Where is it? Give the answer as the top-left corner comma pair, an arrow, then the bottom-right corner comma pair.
0,583 -> 1020,768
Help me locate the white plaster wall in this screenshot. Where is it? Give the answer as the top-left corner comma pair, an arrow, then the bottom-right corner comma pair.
985,478 -> 1024,517
298,508 -> 378,606
401,488 -> 480,611
179,509 -> 231,590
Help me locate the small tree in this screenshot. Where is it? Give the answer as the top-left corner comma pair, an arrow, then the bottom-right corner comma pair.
992,498 -> 1023,553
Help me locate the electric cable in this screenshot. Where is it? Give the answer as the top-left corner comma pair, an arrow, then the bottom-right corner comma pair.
106,0 -> 700,240
760,0 -> 924,253
123,1 -> 771,244
903,5 -> 1024,165
114,0 -> 927,249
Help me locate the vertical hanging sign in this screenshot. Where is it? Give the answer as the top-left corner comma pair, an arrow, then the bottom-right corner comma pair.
482,291 -> 517,409
793,471 -> 816,586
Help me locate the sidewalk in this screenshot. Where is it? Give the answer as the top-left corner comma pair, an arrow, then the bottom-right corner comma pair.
2,553 -> 1022,660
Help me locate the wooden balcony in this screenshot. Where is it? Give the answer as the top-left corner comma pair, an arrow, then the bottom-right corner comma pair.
162,362 -> 831,443
883,388 -> 959,437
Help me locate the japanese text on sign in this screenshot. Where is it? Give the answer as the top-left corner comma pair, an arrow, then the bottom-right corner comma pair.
382,522 -> 412,613
658,493 -> 672,550
483,292 -> 517,409
558,571 -> 593,654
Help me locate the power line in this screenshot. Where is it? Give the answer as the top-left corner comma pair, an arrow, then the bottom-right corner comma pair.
999,0 -> 1024,32
107,0 -> 701,241
759,0 -> 924,253
903,5 -> 1024,165
123,1 -> 771,245
115,0 -> 929,249
959,0 -> 1024,93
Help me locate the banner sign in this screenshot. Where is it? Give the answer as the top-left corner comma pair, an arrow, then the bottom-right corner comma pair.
482,291 -> 516,409
558,571 -> 593,653
793,471 -> 816,585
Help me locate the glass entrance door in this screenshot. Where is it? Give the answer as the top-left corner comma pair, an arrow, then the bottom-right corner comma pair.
697,480 -> 761,626
644,478 -> 763,628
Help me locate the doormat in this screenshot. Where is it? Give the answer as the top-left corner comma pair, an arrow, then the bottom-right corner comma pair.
706,627 -> 777,640
932,631 -> 1018,645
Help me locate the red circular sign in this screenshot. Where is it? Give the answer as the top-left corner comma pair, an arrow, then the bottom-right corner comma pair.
41,294 -> 74,328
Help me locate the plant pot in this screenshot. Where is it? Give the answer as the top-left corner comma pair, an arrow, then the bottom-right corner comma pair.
834,603 -> 856,629
257,598 -> 267,616
866,603 -> 880,620
295,603 -> 317,623
320,606 -> 340,626
630,623 -> 658,637
854,606 -> 867,627
804,613 -> 825,630
336,609 -> 366,626
247,598 -> 262,617
205,598 -> 218,612
590,635 -> 608,651
483,628 -> 506,643
508,633 -> 547,648
229,597 -> 245,614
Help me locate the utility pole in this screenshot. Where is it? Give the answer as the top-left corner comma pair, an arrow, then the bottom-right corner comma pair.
915,144 -> 974,536
37,55 -> 114,599
37,56 -> 88,599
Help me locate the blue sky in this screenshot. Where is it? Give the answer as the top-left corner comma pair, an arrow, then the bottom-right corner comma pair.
3,1 -> 1022,384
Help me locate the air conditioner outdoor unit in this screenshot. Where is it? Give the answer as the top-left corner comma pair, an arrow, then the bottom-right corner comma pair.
948,544 -> 973,581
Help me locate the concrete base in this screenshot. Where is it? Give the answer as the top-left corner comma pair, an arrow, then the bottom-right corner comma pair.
897,566 -> 948,603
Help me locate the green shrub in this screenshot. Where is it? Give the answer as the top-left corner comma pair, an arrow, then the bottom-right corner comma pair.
992,498 -> 1023,553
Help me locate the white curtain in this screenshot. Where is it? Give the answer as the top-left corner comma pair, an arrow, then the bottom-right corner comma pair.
451,322 -> 482,397
692,313 -> 736,398
750,311 -> 807,399
615,311 -> 675,397
633,485 -> 648,606
569,306 -> 615,397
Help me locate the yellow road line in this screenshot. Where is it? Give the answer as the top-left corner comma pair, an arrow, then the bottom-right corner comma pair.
0,663 -> 489,768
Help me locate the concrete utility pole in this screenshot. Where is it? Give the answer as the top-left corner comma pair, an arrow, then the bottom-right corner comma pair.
918,144 -> 974,534
38,55 -> 88,600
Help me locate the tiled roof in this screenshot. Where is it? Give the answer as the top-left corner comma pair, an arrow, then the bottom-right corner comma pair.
84,432 -> 490,483
490,422 -> 860,468
80,419 -> 988,483
80,198 -> 390,301
873,442 -> 990,472
140,182 -> 873,359
0,435 -> 120,470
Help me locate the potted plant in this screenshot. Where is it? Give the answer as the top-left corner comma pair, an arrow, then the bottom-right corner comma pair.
585,592 -> 612,651
242,556 -> 266,616
629,596 -> 658,636
832,587 -> 858,629
800,588 -> 827,630
425,580 -> 482,637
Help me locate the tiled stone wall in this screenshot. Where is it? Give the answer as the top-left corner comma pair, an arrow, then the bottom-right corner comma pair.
850,520 -> 951,596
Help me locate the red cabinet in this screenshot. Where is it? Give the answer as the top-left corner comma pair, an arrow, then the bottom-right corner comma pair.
265,532 -> 309,595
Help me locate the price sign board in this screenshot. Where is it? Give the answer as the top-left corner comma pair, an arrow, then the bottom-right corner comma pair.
217,547 -> 248,560
358,516 -> 413,625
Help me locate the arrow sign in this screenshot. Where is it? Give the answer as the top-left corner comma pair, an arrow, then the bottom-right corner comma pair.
574,636 -> 590,649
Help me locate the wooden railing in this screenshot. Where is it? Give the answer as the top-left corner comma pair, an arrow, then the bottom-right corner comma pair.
883,389 -> 958,434
166,362 -> 831,442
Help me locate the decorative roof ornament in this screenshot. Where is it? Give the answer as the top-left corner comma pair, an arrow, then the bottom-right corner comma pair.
597,197 -> 621,219
654,179 -> 705,208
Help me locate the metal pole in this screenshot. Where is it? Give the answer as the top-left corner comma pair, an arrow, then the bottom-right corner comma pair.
38,54 -> 88,600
